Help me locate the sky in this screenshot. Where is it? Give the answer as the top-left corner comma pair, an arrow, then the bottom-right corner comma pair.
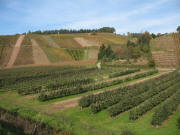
0,0 -> 180,35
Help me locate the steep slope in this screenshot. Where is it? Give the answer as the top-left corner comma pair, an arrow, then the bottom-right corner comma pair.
14,35 -> 34,66
150,34 -> 180,67
0,35 -> 19,67
7,35 -> 25,67
31,39 -> 50,65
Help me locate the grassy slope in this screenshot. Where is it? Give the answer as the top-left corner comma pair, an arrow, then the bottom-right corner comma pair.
14,35 -> 34,65
31,34 -> 72,63
0,33 -> 127,66
0,35 -> 19,67
150,34 -> 175,52
0,70 -> 179,135
50,34 -> 82,49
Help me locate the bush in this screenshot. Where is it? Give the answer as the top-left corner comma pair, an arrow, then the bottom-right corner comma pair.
178,117 -> 180,129
148,59 -> 155,67
151,90 -> 180,126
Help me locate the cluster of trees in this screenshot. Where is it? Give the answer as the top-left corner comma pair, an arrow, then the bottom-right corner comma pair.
177,26 -> 180,33
129,74 -> 180,120
78,70 -> 158,109
151,90 -> 180,126
126,31 -> 155,66
29,27 -> 116,34
98,44 -> 117,62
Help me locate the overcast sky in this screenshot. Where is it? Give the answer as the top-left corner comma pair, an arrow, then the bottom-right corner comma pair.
0,0 -> 180,35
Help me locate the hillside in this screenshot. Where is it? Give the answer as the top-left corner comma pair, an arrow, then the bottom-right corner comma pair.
150,33 -> 180,67
0,33 -> 127,68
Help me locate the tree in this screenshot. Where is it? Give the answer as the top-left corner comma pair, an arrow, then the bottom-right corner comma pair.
151,33 -> 156,39
98,44 -> 117,61
98,44 -> 106,60
177,26 -> 180,33
137,31 -> 152,53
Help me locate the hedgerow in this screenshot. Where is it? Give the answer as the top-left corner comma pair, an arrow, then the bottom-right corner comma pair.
109,69 -> 140,78
151,90 -> 180,126
108,75 -> 180,117
39,70 -> 158,101
80,70 -> 177,109
129,78 -> 180,120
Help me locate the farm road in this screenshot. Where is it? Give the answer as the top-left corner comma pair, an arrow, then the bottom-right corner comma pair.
7,35 -> 25,67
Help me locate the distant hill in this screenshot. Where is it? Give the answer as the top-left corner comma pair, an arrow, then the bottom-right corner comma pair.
0,33 -> 127,68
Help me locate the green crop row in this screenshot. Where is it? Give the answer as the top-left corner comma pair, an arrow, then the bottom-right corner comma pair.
129,77 -> 180,120
38,70 -> 158,101
151,89 -> 180,126
108,75 -> 180,117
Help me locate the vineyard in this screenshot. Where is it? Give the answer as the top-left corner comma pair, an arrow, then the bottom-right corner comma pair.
0,33 -> 180,135
0,35 -> 19,67
0,63 -> 179,135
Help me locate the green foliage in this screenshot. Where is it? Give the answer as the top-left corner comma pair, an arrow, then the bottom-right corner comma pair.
177,26 -> 180,33
31,27 -> 116,34
66,49 -> 84,61
98,44 -> 117,62
151,90 -> 180,126
178,117 -> 180,129
79,70 -> 158,109
109,69 -> 140,78
148,59 -> 155,67
109,71 -> 179,117
39,70 -> 158,102
126,40 -> 141,60
137,31 -> 152,55
129,72 -> 180,120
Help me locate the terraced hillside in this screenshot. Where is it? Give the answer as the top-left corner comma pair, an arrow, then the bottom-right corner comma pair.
150,34 -> 180,67
0,33 -> 127,68
0,35 -> 19,67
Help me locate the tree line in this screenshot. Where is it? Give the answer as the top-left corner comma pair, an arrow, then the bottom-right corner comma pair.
28,27 -> 116,34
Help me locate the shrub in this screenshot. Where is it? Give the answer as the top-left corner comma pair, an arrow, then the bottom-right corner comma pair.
148,59 -> 155,67
151,90 -> 180,126
178,117 -> 180,129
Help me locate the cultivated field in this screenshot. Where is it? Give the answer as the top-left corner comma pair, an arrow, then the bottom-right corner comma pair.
0,64 -> 179,135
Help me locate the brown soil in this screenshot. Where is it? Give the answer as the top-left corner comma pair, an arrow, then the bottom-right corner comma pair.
31,39 -> 50,65
74,37 -> 99,47
6,35 -> 25,67
46,71 -> 171,114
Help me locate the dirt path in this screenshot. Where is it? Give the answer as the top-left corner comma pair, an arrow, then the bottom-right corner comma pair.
74,37 -> 99,47
6,35 -> 25,67
31,39 -> 50,65
46,71 -> 171,114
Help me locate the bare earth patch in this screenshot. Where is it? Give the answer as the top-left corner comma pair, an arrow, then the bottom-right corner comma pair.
46,71 -> 171,114
7,35 -> 25,67
31,39 -> 50,65
74,37 -> 99,47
